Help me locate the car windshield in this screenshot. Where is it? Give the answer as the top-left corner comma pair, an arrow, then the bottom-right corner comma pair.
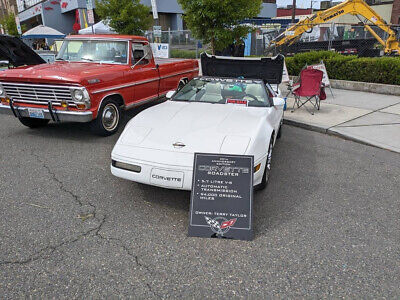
172,78 -> 271,107
56,40 -> 128,64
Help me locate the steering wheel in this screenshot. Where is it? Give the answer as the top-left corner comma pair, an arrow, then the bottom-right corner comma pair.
243,94 -> 265,107
243,94 -> 258,101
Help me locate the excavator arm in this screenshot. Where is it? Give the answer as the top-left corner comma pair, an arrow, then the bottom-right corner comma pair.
272,0 -> 399,55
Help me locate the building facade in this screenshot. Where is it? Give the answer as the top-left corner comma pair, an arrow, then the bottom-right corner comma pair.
140,0 -> 277,31
16,0 -> 93,34
16,0 -> 277,35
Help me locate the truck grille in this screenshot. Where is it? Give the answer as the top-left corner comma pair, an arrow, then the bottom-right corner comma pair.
2,82 -> 76,107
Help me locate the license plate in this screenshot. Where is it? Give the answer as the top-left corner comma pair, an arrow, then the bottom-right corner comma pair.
28,108 -> 44,119
150,168 -> 184,188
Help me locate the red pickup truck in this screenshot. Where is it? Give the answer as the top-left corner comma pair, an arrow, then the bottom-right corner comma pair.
0,34 -> 199,135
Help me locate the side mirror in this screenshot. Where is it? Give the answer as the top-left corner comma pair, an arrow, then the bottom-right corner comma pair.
273,97 -> 285,108
166,90 -> 175,99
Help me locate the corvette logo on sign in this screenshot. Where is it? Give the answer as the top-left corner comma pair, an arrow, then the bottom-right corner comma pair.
205,216 -> 237,236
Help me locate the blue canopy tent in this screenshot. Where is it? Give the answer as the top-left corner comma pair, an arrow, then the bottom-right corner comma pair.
21,25 -> 65,39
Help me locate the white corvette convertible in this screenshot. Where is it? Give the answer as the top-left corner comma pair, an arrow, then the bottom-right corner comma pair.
111,54 -> 285,190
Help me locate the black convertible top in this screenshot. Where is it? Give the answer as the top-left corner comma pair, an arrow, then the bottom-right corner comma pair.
200,53 -> 284,85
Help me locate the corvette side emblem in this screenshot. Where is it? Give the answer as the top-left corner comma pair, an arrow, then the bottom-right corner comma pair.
173,142 -> 185,148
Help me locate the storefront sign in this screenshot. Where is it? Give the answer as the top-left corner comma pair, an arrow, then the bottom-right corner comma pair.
87,9 -> 94,24
150,43 -> 169,58
188,153 -> 254,241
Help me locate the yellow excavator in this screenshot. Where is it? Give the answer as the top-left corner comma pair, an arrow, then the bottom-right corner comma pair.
271,0 -> 400,55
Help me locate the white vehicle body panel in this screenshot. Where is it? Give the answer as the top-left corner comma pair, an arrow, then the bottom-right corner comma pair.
111,99 -> 284,190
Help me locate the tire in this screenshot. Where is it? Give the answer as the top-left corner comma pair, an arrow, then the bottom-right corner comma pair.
18,117 -> 49,128
255,137 -> 273,191
90,98 -> 121,136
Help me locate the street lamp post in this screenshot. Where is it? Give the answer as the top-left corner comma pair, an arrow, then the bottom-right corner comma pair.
291,0 -> 296,24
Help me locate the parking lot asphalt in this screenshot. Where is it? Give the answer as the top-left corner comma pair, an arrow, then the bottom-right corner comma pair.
0,105 -> 399,298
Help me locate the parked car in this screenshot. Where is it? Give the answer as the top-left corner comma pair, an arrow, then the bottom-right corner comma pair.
111,53 -> 285,190
0,34 -> 199,135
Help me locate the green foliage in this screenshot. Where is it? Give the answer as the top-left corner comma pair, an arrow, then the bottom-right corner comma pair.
177,0 -> 262,54
285,51 -> 400,85
170,49 -> 198,59
95,0 -> 152,35
0,13 -> 19,36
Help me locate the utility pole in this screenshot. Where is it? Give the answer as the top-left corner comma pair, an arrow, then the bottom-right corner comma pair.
291,0 -> 296,24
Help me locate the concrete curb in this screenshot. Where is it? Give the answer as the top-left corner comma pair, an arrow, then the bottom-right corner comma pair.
284,118 -> 399,154
283,118 -> 327,134
330,79 -> 400,96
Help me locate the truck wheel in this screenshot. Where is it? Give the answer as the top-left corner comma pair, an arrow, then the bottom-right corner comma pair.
18,117 -> 49,128
255,137 -> 273,191
90,98 -> 121,136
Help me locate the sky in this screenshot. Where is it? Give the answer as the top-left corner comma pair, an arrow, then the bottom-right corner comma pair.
276,0 -> 343,9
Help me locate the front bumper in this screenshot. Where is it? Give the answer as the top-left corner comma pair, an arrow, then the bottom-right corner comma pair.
111,154 -> 266,191
0,103 -> 93,123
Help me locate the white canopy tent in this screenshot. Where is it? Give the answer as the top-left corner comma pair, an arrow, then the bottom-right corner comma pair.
78,21 -> 116,34
22,25 -> 65,39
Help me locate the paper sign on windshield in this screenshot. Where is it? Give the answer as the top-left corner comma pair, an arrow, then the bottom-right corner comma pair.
226,99 -> 248,106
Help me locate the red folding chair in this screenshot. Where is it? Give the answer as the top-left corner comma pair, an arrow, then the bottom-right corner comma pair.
291,68 -> 325,115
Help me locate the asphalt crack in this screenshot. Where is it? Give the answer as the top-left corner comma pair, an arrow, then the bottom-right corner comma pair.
0,152 -> 105,266
0,215 -> 106,266
95,231 -> 161,299
30,151 -> 98,219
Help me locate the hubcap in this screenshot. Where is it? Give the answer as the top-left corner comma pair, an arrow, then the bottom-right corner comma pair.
102,103 -> 119,131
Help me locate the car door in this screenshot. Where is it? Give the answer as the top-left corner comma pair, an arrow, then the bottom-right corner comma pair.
124,43 -> 159,106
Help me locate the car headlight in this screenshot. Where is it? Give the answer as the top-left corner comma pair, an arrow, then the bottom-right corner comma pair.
0,85 -> 5,97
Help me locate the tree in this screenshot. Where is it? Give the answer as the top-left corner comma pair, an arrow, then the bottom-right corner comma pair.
177,0 -> 262,54
95,0 -> 152,35
0,13 -> 19,36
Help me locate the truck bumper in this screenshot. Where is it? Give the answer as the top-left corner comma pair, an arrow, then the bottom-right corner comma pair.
0,103 -> 93,123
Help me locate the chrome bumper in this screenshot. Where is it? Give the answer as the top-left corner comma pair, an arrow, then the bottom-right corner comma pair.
0,103 -> 93,123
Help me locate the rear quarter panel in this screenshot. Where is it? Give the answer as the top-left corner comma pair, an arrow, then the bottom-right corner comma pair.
157,59 -> 199,96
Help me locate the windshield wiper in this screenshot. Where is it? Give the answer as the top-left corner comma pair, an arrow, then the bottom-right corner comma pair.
55,58 -> 64,61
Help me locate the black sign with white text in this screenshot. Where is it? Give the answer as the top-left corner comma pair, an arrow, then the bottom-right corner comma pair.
188,153 -> 254,241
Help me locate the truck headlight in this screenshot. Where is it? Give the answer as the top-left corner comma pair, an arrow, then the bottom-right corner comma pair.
0,85 -> 5,97
70,87 -> 90,109
73,89 -> 84,101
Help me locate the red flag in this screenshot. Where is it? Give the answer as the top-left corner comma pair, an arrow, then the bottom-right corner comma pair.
220,218 -> 236,229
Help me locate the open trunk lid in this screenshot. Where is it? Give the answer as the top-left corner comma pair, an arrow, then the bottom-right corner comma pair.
0,35 -> 46,67
200,53 -> 284,84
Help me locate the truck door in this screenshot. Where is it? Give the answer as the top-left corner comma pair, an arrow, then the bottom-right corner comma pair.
126,43 -> 159,105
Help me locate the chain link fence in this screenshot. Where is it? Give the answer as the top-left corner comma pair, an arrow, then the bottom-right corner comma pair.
145,23 -> 399,58
145,30 -> 207,58
254,22 -> 400,57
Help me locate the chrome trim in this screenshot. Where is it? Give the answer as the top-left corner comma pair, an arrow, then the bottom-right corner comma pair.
0,82 -> 83,108
0,104 -> 93,123
97,92 -> 124,115
124,94 -> 162,110
160,68 -> 199,80
92,78 -> 160,94
92,68 -> 198,94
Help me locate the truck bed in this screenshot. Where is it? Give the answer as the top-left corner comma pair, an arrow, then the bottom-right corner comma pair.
155,58 -> 196,65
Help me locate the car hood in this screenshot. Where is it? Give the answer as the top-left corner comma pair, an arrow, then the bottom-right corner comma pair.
0,61 -> 127,84
0,35 -> 45,66
116,101 -> 270,155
